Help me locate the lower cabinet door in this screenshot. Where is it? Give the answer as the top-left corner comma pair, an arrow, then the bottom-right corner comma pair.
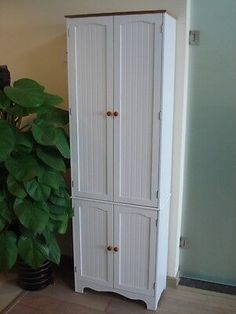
113,205 -> 157,296
73,199 -> 113,287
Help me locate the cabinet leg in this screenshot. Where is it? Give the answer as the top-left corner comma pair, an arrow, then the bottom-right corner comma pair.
75,284 -> 84,294
145,299 -> 157,311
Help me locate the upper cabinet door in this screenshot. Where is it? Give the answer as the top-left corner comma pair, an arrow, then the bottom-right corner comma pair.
67,17 -> 114,201
113,14 -> 163,207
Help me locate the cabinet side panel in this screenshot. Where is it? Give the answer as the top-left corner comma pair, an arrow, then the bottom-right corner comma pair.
67,17 -> 113,201
156,14 -> 176,303
114,14 -> 162,207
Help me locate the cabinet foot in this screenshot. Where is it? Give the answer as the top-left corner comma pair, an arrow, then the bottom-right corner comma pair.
75,284 -> 84,294
145,299 -> 157,311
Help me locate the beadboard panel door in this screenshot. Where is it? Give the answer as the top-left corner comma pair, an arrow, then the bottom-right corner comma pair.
113,205 -> 157,295
67,17 -> 114,201
113,14 -> 162,207
74,199 -> 113,287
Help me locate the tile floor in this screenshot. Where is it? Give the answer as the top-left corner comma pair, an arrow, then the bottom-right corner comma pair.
0,272 -> 23,312
2,268 -> 236,314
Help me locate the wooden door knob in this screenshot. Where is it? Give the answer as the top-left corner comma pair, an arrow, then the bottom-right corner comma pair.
107,246 -> 112,251
113,111 -> 119,117
106,111 -> 112,117
113,247 -> 119,252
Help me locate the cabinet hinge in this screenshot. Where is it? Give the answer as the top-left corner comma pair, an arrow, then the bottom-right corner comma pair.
74,266 -> 77,273
71,180 -> 74,188
160,23 -> 164,34
158,111 -> 162,121
153,282 -> 156,289
67,28 -> 70,37
189,30 -> 200,46
179,236 -> 189,249
69,107 -> 72,115
156,190 -> 159,199
156,219 -> 158,227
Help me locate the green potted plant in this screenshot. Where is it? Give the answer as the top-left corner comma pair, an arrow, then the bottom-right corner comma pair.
0,66 -> 72,289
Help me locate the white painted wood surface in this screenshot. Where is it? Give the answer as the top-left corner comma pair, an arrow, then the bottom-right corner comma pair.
113,14 -> 162,207
73,199 -> 113,287
155,14 -> 176,305
67,12 -> 176,311
113,205 -> 157,296
67,17 -> 114,201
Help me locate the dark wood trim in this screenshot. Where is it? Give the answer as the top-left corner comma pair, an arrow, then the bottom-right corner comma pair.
65,10 -> 167,19
180,277 -> 236,296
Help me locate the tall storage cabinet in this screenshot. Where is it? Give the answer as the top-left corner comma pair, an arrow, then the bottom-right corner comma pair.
66,11 -> 176,310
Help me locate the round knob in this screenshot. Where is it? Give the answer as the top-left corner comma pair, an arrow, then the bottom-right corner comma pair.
113,111 -> 119,117
113,246 -> 119,252
107,246 -> 112,251
106,111 -> 112,117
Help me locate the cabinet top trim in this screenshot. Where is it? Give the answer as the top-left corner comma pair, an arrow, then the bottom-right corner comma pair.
65,10 -> 171,19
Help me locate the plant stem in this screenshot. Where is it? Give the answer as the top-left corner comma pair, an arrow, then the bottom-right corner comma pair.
20,124 -> 30,131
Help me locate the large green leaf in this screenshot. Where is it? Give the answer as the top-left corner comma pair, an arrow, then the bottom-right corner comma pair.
18,234 -> 48,269
14,79 -> 44,91
36,147 -> 66,172
49,213 -> 68,234
4,79 -> 45,108
5,153 -> 39,181
5,105 -> 30,117
32,120 -> 70,159
32,119 -> 57,146
43,93 -> 63,107
48,203 -> 73,219
0,120 -> 15,161
49,194 -> 70,208
51,188 -> 71,208
7,174 -> 27,199
0,201 -> 12,232
54,128 -> 70,159
53,187 -> 70,198
38,107 -> 69,126
13,130 -> 33,153
24,179 -> 51,201
43,229 -> 61,264
0,217 -> 7,233
0,90 -> 11,109
14,199 -> 49,233
0,231 -> 18,271
38,169 -> 65,190
0,191 -> 5,202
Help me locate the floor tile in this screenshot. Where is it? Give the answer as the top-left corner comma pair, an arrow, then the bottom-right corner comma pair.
20,293 -> 63,313
37,278 -> 111,311
5,303 -> 51,314
0,280 -> 23,312
105,295 -> 150,314
58,301 -> 107,314
3,266 -> 236,314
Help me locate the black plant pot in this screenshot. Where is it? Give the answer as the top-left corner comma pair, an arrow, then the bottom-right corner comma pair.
17,260 -> 53,291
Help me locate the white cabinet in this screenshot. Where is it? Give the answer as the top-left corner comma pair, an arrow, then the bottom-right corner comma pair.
67,10 -> 176,310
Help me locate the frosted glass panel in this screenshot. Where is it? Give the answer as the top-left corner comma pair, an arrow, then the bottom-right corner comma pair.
181,0 -> 236,286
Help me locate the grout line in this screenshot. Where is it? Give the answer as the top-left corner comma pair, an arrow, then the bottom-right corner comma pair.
2,291 -> 28,314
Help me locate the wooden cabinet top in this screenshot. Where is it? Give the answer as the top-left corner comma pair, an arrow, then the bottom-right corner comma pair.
65,10 -> 172,19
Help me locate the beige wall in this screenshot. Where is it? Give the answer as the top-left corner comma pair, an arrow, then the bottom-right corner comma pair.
0,0 -> 189,277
